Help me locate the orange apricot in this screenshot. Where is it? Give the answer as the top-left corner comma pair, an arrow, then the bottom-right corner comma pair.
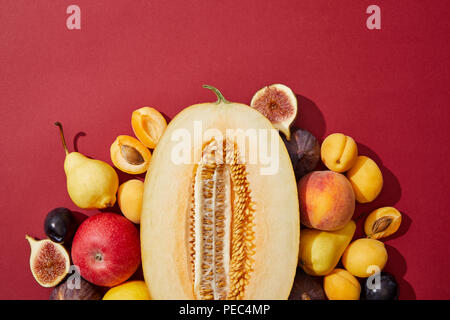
131,107 -> 167,149
118,179 -> 144,224
110,135 -> 151,174
323,269 -> 361,300
364,207 -> 402,239
321,133 -> 358,173
342,239 -> 388,278
346,156 -> 383,203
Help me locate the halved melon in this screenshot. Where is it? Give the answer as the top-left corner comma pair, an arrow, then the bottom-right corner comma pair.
141,85 -> 300,300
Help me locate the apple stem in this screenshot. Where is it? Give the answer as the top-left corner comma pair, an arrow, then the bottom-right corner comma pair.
202,85 -> 230,104
54,122 -> 69,155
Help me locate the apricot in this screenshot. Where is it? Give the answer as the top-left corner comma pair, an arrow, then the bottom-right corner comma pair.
110,135 -> 151,174
342,238 -> 388,278
103,281 -> 150,300
118,179 -> 144,224
298,171 -> 355,231
364,207 -> 402,239
323,269 -> 361,300
321,133 -> 358,172
132,107 -> 167,149
346,156 -> 383,203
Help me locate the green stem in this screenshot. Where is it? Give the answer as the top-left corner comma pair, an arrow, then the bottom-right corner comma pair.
202,85 -> 230,104
54,122 -> 69,155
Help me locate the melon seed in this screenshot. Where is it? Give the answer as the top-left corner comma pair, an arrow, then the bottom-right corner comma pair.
189,139 -> 255,300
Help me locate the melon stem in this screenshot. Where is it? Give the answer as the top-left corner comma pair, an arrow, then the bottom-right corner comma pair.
54,122 -> 69,155
202,85 -> 230,104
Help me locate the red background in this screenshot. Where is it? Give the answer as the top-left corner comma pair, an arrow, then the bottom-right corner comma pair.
1,0 -> 449,300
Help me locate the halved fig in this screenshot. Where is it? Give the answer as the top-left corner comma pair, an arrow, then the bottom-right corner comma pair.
26,235 -> 70,287
250,84 -> 298,140
110,135 -> 152,174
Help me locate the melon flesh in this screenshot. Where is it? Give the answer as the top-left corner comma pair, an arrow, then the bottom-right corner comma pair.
141,101 -> 299,300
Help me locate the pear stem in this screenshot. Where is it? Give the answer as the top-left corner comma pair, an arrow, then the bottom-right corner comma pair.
54,122 -> 69,155
202,85 -> 230,104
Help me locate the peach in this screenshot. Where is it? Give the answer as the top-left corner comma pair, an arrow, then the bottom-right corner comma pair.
346,156 -> 383,203
298,171 -> 355,231
321,133 -> 358,172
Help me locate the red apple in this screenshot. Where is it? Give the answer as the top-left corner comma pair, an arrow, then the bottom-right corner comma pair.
71,212 -> 140,287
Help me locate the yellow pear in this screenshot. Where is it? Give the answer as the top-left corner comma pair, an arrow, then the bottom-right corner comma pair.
299,220 -> 356,276
55,122 -> 119,209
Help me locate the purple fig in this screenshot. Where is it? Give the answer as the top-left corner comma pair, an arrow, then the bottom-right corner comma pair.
282,128 -> 320,180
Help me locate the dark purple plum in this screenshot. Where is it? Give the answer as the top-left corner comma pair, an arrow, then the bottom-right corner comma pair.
363,272 -> 399,300
44,207 -> 77,244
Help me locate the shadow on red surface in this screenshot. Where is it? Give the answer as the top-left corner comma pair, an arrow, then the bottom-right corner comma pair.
385,245 -> 416,300
73,131 -> 87,153
294,94 -> 327,140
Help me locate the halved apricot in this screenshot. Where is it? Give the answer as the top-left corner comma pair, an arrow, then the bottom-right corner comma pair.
131,107 -> 167,149
110,135 -> 151,174
364,207 -> 402,239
